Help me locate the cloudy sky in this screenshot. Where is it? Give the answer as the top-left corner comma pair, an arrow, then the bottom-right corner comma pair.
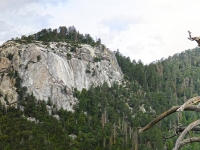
1,0 -> 200,64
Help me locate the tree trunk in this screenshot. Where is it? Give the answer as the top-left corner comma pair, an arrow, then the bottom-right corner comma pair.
134,130 -> 138,150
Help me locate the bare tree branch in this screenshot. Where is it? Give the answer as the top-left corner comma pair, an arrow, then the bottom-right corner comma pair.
173,120 -> 200,150
163,133 -> 177,140
138,105 -> 200,133
176,126 -> 200,133
163,126 -> 200,141
179,137 -> 200,149
187,31 -> 200,46
177,96 -> 200,112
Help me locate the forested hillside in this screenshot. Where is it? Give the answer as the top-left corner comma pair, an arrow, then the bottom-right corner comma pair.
116,48 -> 200,149
1,26 -> 200,149
0,75 -> 163,149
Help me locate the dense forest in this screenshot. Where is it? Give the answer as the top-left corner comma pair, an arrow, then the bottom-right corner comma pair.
115,48 -> 200,149
1,26 -> 200,149
0,74 -> 162,149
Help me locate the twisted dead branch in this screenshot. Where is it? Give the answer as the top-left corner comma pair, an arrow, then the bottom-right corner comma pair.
139,105 -> 200,133
177,96 -> 200,112
176,126 -> 200,133
173,120 -> 200,150
179,137 -> 200,149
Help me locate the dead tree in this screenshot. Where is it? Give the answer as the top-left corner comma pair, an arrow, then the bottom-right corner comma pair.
173,120 -> 200,150
179,137 -> 200,149
139,105 -> 200,133
177,96 -> 200,112
139,96 -> 200,149
176,126 -> 200,132
188,31 -> 200,46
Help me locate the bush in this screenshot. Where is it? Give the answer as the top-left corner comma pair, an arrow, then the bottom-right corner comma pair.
92,70 -> 96,76
25,64 -> 28,70
85,69 -> 91,74
37,55 -> 41,62
67,53 -> 71,60
7,70 -> 15,78
42,41 -> 48,45
94,57 -> 101,62
70,46 -> 76,52
7,53 -> 14,61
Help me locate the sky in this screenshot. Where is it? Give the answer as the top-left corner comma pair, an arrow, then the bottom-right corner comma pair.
1,0 -> 200,64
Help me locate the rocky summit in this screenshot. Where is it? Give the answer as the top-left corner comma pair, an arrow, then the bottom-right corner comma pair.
0,40 -> 123,111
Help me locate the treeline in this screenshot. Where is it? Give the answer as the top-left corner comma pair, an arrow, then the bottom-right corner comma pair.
12,26 -> 102,47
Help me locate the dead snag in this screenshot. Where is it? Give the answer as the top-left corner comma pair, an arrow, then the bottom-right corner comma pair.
173,120 -> 200,150
139,105 -> 200,133
188,31 -> 200,46
176,126 -> 200,133
177,96 -> 200,112
179,137 -> 200,149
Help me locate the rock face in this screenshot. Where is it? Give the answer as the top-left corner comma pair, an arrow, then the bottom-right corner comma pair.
0,57 -> 11,73
0,41 -> 123,111
0,74 -> 18,106
0,57 -> 18,106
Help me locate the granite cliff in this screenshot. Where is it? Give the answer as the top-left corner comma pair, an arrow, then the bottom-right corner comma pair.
0,40 -> 123,111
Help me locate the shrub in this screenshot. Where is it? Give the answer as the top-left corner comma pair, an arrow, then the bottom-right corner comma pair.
25,64 -> 28,70
7,53 -> 14,61
85,69 -> 91,74
7,70 -> 15,78
92,70 -> 96,77
70,46 -> 76,52
37,55 -> 41,62
0,90 -> 3,97
94,57 -> 101,62
67,53 -> 71,60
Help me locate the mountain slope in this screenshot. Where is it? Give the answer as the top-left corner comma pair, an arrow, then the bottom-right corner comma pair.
2,26 -> 200,149
0,26 -> 164,150
116,48 -> 200,149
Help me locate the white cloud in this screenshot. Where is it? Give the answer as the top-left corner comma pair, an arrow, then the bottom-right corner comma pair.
100,15 -> 144,32
0,0 -> 200,64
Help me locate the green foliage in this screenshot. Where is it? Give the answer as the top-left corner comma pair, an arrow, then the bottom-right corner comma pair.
70,46 -> 76,52
0,77 -> 164,149
5,27 -> 200,149
7,53 -> 14,61
92,70 -> 96,77
0,90 -> 3,97
37,55 -> 41,62
116,48 -> 200,149
85,69 -> 91,74
94,56 -> 101,62
13,26 -> 102,47
25,64 -> 28,70
0,95 -> 72,150
7,70 -> 15,78
67,53 -> 71,60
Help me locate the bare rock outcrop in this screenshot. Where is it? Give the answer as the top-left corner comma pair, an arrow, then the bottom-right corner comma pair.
0,57 -> 11,73
0,41 -> 123,111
